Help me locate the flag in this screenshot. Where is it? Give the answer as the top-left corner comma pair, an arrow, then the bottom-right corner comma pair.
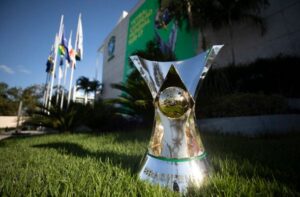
68,31 -> 76,68
69,48 -> 76,66
58,45 -> 65,56
75,14 -> 83,61
46,56 -> 54,73
59,32 -> 71,63
46,45 -> 55,73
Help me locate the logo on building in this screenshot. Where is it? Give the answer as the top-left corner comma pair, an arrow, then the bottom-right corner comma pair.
107,36 -> 116,61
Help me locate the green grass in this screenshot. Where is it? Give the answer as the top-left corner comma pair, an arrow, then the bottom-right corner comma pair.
0,131 -> 299,196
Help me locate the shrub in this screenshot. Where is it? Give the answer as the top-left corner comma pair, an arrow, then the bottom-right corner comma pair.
195,55 -> 299,118
199,55 -> 300,98
196,93 -> 288,118
25,102 -> 83,133
83,99 -> 125,132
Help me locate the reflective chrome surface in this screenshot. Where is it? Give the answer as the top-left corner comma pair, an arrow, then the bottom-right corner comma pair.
130,45 -> 223,98
158,87 -> 190,118
131,45 -> 223,192
139,154 -> 210,193
150,107 -> 204,158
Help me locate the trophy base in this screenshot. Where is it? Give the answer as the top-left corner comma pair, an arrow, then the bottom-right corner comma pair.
139,153 -> 210,193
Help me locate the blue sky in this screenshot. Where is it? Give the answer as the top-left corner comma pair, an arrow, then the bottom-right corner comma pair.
0,0 -> 138,88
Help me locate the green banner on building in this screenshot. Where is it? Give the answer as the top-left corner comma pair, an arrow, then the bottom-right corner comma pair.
123,0 -> 199,81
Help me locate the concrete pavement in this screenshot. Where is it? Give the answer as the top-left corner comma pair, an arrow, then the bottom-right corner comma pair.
0,130 -> 47,141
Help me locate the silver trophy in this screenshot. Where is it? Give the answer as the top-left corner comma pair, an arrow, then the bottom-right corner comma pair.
130,45 -> 223,192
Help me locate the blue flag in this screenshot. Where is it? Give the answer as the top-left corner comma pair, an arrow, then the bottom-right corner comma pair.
46,46 -> 54,73
60,32 -> 71,63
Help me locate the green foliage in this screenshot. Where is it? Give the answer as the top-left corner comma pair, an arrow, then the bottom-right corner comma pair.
0,82 -> 19,115
89,80 -> 101,94
76,76 -> 91,95
183,0 -> 269,31
26,102 -> 81,133
76,76 -> 102,104
0,131 -> 299,196
0,98 -> 18,116
76,77 -> 101,95
0,82 -> 43,115
22,85 -> 44,113
196,55 -> 300,118
4,77 -> 110,133
110,70 -> 154,123
78,99 -> 127,132
26,98 -> 136,133
197,93 -> 288,118
0,82 -> 9,97
199,55 -> 300,97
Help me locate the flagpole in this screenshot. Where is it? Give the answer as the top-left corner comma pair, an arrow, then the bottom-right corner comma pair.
48,33 -> 59,108
60,30 -> 72,109
46,34 -> 58,109
43,72 -> 49,107
48,15 -> 64,109
44,45 -> 55,109
56,62 -> 63,104
60,61 -> 68,109
44,73 -> 51,111
67,65 -> 75,106
67,13 -> 81,107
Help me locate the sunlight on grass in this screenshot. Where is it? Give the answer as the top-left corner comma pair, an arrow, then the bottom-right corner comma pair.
0,131 -> 299,196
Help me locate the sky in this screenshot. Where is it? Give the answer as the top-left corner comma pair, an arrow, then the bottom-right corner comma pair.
0,0 -> 139,88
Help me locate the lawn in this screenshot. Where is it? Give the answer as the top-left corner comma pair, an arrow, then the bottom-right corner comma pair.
0,130 -> 299,196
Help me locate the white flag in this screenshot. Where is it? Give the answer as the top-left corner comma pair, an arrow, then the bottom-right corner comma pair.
75,14 -> 83,61
68,31 -> 76,67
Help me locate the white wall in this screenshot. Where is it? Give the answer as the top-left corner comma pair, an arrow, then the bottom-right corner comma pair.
101,0 -> 145,99
0,116 -> 26,128
101,18 -> 129,99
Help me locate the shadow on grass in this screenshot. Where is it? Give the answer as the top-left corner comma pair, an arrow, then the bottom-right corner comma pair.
113,129 -> 152,144
201,132 -> 300,192
32,142 -> 141,173
0,132 -> 57,147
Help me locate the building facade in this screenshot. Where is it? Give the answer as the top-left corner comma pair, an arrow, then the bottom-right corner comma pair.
99,1 -> 145,99
99,0 -> 300,99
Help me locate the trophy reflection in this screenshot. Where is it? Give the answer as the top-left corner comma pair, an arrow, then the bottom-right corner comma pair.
130,45 -> 223,192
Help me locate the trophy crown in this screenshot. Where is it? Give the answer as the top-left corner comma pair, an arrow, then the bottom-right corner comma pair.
130,45 -> 223,99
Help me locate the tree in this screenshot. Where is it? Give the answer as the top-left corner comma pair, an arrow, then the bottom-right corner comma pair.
0,83 -> 20,115
76,77 -> 102,105
76,76 -> 91,104
0,83 -> 44,116
164,0 -> 269,64
0,82 -> 9,98
22,85 -> 44,114
110,70 -> 154,123
0,83 -> 18,115
6,87 -> 22,101
89,79 -> 102,103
